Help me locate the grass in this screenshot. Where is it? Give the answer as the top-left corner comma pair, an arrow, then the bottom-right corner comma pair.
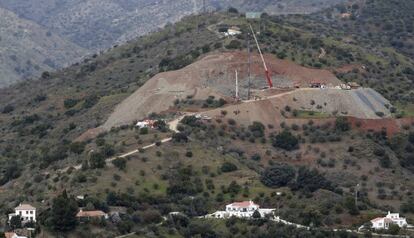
295,110 -> 330,119
394,103 -> 414,117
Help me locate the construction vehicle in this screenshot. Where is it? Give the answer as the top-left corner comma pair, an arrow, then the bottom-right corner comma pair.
249,24 -> 273,88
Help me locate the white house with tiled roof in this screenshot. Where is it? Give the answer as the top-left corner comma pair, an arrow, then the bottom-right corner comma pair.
206,201 -> 275,219
8,204 -> 36,223
370,212 -> 408,230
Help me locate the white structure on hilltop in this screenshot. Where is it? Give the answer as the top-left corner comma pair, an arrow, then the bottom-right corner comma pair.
8,204 -> 36,223
370,212 -> 409,230
205,201 -> 275,219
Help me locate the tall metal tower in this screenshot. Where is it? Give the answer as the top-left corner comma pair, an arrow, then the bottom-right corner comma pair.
247,37 -> 252,100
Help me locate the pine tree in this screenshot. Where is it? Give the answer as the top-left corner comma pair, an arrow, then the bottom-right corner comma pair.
51,190 -> 78,232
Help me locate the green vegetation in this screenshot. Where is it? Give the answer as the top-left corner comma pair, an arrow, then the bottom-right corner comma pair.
294,110 -> 330,118
0,4 -> 414,237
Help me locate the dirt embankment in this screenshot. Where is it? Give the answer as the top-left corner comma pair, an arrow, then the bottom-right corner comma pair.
102,51 -> 342,129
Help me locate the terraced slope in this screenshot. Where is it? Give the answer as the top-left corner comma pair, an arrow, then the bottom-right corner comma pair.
103,51 -> 341,129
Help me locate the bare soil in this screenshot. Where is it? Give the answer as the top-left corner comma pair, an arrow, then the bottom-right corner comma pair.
103,51 -> 342,129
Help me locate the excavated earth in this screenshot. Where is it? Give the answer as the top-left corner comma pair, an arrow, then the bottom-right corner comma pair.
103,51 -> 342,129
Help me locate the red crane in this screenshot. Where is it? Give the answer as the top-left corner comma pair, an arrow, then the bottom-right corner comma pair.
249,24 -> 273,88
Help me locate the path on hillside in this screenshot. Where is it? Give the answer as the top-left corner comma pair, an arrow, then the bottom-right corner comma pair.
58,89 -> 323,173
58,117 -> 186,173
242,88 -> 321,103
319,47 -> 326,59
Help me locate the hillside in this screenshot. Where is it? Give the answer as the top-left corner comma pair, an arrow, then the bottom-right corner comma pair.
0,6 -> 414,238
0,0 -> 348,87
0,7 -> 86,88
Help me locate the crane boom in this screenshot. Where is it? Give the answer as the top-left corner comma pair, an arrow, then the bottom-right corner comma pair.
249,24 -> 273,88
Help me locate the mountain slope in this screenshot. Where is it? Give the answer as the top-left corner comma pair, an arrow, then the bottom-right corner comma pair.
0,8 -> 87,87
0,0 -> 348,50
0,6 -> 413,237
0,0 -> 347,87
0,7 -> 87,87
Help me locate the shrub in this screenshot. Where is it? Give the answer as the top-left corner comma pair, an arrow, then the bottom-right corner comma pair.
172,132 -> 188,143
221,162 -> 238,173
251,154 -> 261,161
335,117 -> 350,132
292,167 -> 333,192
69,142 -> 86,154
272,130 -> 299,151
89,152 -> 105,169
249,121 -> 265,138
226,40 -> 242,50
261,164 -> 296,188
64,99 -> 79,109
2,104 -> 14,114
112,157 -> 127,171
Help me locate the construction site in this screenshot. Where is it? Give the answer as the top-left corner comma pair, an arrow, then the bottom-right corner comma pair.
101,25 -> 392,133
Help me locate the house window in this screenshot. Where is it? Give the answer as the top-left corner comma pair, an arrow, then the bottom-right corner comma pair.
19,211 -> 22,216
26,211 -> 29,214
30,211 -> 33,214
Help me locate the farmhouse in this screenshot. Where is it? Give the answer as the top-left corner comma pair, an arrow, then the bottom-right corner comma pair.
205,201 -> 275,219
136,120 -> 156,129
226,26 -> 242,36
8,204 -> 36,223
370,212 -> 408,230
76,209 -> 108,221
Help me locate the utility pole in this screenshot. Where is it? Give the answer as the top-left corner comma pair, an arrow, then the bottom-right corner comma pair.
355,183 -> 360,207
203,0 -> 206,13
247,37 -> 251,100
235,70 -> 239,99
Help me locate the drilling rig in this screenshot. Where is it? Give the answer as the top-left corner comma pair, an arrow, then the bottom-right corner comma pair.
249,24 -> 273,88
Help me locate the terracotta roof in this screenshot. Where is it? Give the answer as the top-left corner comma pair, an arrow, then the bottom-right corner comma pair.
229,201 -> 258,208
76,210 -> 106,218
15,204 -> 36,210
371,217 -> 384,222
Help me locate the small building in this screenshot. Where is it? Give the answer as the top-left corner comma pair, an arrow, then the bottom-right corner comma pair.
76,209 -> 108,222
370,212 -> 408,230
205,201 -> 275,219
310,81 -> 325,88
225,26 -> 242,37
136,120 -> 156,129
348,82 -> 360,89
246,12 -> 262,19
8,204 -> 36,223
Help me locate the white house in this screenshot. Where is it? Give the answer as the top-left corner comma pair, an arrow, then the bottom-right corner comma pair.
136,120 -> 156,129
4,232 -> 27,238
206,201 -> 275,219
8,204 -> 36,223
370,212 -> 408,230
225,27 -> 242,37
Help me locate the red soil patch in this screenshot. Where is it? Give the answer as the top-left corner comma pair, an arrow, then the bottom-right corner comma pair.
227,51 -> 341,87
348,117 -> 414,136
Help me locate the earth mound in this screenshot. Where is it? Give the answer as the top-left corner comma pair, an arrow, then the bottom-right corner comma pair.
103,51 -> 341,129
